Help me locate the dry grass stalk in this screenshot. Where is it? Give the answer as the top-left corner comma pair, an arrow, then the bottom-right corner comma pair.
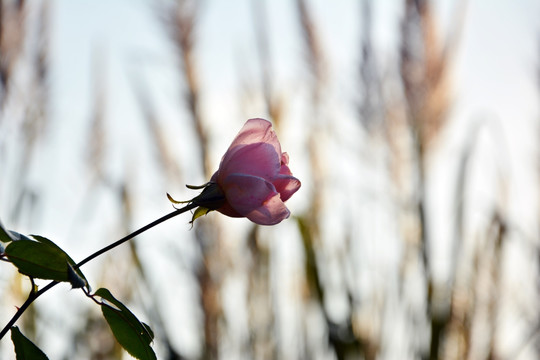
295,1 -> 370,358
358,0 -> 384,134
166,2 -> 225,358
397,1 -> 462,359
296,0 -> 325,237
130,75 -> 183,184
296,0 -> 325,101
8,1 -> 49,225
169,0 -> 210,177
251,0 -> 284,129
246,227 -> 275,360
0,0 -> 25,107
399,0 -> 453,154
295,1 -> 327,354
86,49 -> 107,183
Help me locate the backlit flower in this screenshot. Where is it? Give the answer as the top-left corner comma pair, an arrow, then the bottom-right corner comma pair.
175,118 -> 301,225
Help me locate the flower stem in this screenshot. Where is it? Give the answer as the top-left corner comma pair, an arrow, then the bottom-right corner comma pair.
74,204 -> 196,269
0,204 -> 197,340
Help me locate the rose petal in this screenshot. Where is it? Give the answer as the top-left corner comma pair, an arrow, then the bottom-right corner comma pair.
221,119 -> 281,163
279,153 -> 293,176
246,193 -> 290,225
221,174 -> 278,215
229,118 -> 281,152
279,163 -> 292,176
216,202 -> 242,218
217,143 -> 280,183
205,118 -> 300,225
272,175 -> 301,202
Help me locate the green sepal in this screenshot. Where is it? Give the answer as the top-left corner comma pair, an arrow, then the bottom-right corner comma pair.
95,288 -> 156,360
190,182 -> 226,210
185,182 -> 210,190
10,326 -> 50,360
191,207 -> 211,224
166,193 -> 189,205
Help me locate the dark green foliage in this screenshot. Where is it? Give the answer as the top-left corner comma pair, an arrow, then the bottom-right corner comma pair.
95,288 -> 156,360
5,235 -> 88,289
10,326 -> 49,360
67,263 -> 87,289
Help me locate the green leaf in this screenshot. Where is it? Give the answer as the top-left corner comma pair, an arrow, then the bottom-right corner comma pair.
30,235 -> 88,289
6,240 -> 67,280
5,235 -> 88,289
95,288 -> 156,360
10,326 -> 49,360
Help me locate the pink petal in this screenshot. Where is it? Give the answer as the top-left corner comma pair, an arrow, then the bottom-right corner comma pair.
230,118 -> 280,151
272,175 -> 301,202
217,143 -> 280,183
279,152 -> 293,176
221,119 -> 281,164
207,118 -> 300,225
221,174 -> 278,215
281,152 -> 290,165
279,163 -> 292,176
216,202 -> 243,218
246,193 -> 290,225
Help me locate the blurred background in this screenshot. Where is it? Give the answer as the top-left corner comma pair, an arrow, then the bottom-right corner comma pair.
1,0 -> 540,359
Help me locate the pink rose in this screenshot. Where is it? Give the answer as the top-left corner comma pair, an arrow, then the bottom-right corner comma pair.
210,118 -> 301,225
169,118 -> 300,225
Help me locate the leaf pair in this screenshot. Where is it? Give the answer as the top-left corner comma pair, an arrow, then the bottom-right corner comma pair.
11,288 -> 157,360
1,221 -> 157,360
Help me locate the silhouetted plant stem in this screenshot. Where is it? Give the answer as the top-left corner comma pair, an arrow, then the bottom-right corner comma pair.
0,280 -> 57,340
0,204 -> 196,340
75,204 -> 196,269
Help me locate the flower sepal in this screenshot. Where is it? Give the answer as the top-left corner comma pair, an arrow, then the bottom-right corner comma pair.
190,207 -> 211,224
167,182 -> 227,224
189,182 -> 226,210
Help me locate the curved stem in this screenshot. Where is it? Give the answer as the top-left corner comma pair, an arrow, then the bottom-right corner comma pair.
0,280 -> 58,340
75,204 -> 196,269
0,204 -> 197,340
